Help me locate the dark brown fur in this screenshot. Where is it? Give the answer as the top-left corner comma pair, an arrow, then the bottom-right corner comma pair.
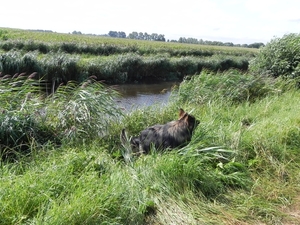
120,109 -> 199,154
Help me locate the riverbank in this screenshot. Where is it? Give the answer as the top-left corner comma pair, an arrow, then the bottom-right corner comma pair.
1,69 -> 300,224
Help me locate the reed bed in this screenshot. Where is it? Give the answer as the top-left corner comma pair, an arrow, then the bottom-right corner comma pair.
0,28 -> 255,84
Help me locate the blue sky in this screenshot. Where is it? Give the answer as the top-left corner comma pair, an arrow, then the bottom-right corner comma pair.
1,0 -> 300,44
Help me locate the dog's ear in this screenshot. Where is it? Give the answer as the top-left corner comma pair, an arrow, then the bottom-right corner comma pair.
178,108 -> 185,118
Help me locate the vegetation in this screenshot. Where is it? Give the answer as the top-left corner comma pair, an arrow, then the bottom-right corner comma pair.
0,76 -> 121,159
250,33 -> 300,79
0,30 -> 300,224
100,30 -> 265,48
0,28 -> 256,85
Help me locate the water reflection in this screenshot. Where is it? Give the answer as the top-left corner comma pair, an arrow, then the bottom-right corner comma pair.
113,81 -> 178,112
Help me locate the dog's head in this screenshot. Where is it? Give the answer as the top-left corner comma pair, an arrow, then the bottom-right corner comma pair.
178,108 -> 199,132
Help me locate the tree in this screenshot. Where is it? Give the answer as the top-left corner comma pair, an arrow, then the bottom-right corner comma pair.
72,31 -> 82,35
108,31 -> 126,38
248,42 -> 265,48
127,31 -> 165,42
108,31 -> 118,37
127,31 -> 139,39
118,31 -> 126,38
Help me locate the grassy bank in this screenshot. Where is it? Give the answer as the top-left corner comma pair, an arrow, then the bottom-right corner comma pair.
0,69 -> 300,224
0,28 -> 256,84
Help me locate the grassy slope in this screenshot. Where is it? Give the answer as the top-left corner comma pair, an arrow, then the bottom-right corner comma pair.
0,71 -> 300,224
0,29 -> 299,224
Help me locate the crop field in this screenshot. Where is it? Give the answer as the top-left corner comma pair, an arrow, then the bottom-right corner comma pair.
0,29 -> 300,224
0,28 -> 256,85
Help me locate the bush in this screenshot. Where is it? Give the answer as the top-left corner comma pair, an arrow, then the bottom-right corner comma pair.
250,33 -> 300,78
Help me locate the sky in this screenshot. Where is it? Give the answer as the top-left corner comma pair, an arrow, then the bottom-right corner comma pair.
1,0 -> 300,44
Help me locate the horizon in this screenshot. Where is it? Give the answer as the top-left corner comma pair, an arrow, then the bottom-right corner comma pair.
1,0 -> 300,45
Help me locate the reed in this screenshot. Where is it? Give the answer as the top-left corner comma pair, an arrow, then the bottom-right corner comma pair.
0,28 -> 255,84
0,51 -> 252,84
0,72 -> 299,224
1,27 -> 300,224
0,75 -> 122,159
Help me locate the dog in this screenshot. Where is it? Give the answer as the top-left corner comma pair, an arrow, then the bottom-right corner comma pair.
120,108 -> 199,155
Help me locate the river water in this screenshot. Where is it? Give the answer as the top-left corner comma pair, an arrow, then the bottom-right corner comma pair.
113,81 -> 178,112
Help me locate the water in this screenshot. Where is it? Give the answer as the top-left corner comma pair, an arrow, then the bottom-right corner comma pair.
113,81 -> 178,112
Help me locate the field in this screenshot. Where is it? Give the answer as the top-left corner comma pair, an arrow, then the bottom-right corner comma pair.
0,28 -> 255,85
1,29 -> 300,224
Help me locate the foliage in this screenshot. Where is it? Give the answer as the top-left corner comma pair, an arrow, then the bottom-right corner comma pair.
108,30 -> 126,38
46,79 -> 123,144
40,53 -> 80,85
0,29 -> 8,40
127,31 -> 166,41
0,28 -> 257,84
0,72 -> 299,224
175,69 -> 277,105
250,33 -> 300,78
0,76 -> 123,157
0,75 -> 58,158
0,28 -> 257,57
0,50 -> 251,84
0,27 -> 300,224
0,111 -> 59,160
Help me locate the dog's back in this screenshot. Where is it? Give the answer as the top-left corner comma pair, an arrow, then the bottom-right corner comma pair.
120,108 -> 199,154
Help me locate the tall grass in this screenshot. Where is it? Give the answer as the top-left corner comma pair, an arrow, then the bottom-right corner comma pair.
0,143 -> 251,224
0,28 -> 255,84
0,28 -> 257,56
1,47 -> 300,223
0,50 -> 250,84
1,76 -> 299,223
175,69 -> 277,105
0,71 -> 300,224
0,75 -> 122,159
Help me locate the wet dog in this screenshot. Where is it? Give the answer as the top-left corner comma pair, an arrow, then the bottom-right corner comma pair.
120,108 -> 199,154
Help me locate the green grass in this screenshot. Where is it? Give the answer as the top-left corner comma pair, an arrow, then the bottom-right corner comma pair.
0,34 -> 300,223
1,71 -> 298,224
0,28 -> 256,84
1,87 -> 299,224
0,27 -> 257,56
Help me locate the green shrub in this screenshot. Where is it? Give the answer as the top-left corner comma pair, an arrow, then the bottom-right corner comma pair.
250,33 -> 300,78
0,51 -> 41,75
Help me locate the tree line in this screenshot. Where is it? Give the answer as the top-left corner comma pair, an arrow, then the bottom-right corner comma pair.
109,31 -> 166,42
107,31 -> 264,48
175,37 -> 264,48
35,29 -> 264,48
